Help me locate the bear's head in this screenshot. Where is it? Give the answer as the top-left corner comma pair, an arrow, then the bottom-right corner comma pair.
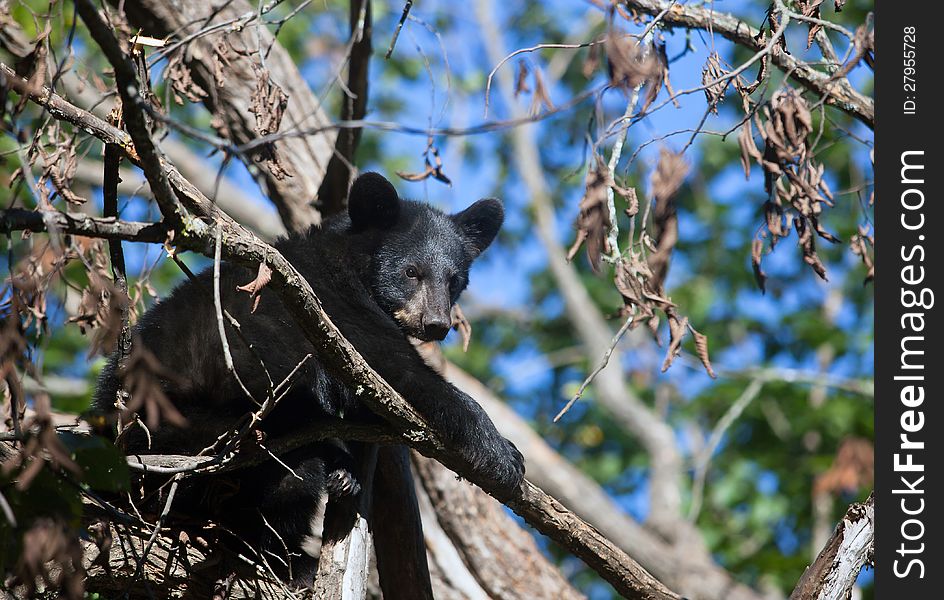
346,172 -> 503,342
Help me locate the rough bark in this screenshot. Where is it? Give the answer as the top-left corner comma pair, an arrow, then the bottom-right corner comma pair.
790,493 -> 873,600
0,207 -> 168,243
416,471 -> 491,600
413,453 -> 585,600
116,0 -> 337,231
314,446 -> 378,600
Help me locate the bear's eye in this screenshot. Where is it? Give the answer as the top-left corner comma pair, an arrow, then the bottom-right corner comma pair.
405,266 -> 420,279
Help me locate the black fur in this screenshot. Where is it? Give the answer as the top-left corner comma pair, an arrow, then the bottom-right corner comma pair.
93,173 -> 523,586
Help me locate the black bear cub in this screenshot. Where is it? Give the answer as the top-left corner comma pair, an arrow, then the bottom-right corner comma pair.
94,172 -> 524,585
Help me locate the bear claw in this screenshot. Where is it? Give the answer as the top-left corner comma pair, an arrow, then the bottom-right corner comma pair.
326,468 -> 361,497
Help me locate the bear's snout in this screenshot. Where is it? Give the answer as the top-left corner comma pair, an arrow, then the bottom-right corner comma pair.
422,314 -> 451,341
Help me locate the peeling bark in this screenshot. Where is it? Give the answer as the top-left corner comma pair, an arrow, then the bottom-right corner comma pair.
790,493 -> 873,600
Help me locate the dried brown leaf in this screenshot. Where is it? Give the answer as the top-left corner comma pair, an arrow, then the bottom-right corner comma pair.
752,238 -> 768,293
651,148 -> 688,202
249,66 -> 292,180
795,217 -> 828,280
529,67 -> 555,116
688,323 -> 716,378
397,140 -> 452,187
831,22 -> 874,80
605,34 -> 661,92
119,341 -> 188,431
451,303 -> 472,352
738,120 -> 763,179
514,60 -> 530,98
701,52 -> 727,113
12,23 -> 50,115
814,437 -> 873,496
236,262 -> 273,313
582,42 -> 600,79
165,52 -> 208,105
616,184 -> 639,217
16,518 -> 85,600
613,255 -> 653,320
640,41 -> 669,115
567,157 -> 611,271
660,314 -> 688,373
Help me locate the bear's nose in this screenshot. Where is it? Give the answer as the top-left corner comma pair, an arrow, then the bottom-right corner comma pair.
422,316 -> 451,341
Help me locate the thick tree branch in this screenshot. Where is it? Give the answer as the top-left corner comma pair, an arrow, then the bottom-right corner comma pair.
371,445 -> 435,600
790,493 -> 873,600
2,61 -> 273,241
48,63 -> 288,241
413,453 -> 585,600
316,0 -> 373,218
444,361 -> 766,600
0,208 -> 168,243
75,0 -> 188,226
618,0 -> 873,128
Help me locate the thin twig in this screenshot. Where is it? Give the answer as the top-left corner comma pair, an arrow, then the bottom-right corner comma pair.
212,226 -> 257,406
131,473 -> 183,583
554,314 -> 635,422
688,377 -> 766,521
484,39 -> 603,118
385,0 -> 413,59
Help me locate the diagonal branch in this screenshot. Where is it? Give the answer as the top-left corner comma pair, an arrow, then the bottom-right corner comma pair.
617,0 -> 873,127
790,492 -> 873,600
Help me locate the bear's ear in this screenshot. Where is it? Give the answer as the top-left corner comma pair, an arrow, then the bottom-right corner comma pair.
348,172 -> 400,231
452,198 -> 504,256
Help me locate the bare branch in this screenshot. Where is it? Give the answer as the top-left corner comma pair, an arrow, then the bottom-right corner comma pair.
688,377 -> 766,522
371,445 -> 435,600
0,63 -> 134,152
385,1 -> 414,59
617,0 -> 873,127
0,208 -> 168,243
75,0 -> 188,226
